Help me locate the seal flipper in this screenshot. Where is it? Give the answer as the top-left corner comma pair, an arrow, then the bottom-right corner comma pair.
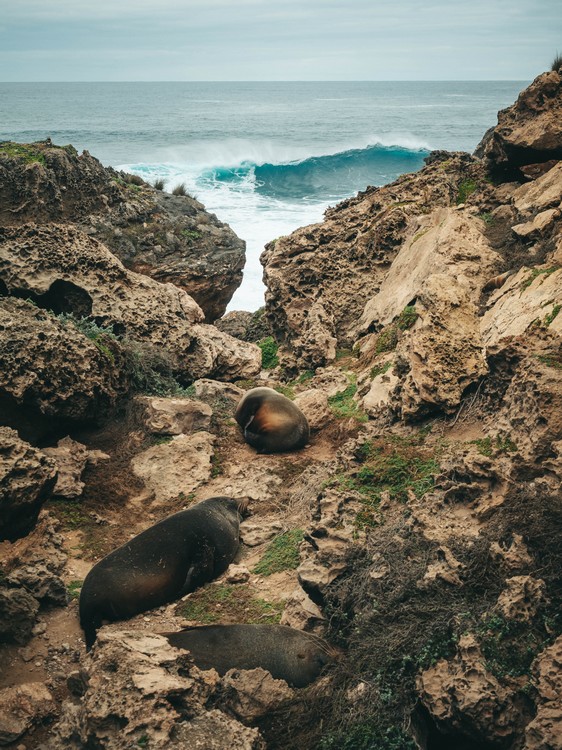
179,564 -> 197,596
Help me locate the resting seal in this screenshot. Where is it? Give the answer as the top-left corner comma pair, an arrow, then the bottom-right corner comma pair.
235,387 -> 309,454
79,496 -> 246,649
164,623 -> 337,688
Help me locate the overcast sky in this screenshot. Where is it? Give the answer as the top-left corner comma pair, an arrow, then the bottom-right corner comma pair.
1,0 -> 560,81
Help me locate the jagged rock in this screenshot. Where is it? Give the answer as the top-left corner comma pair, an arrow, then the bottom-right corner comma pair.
476,70 -> 562,177
0,587 -> 39,644
215,309 -> 270,342
490,534 -> 534,571
132,396 -> 212,435
293,389 -> 332,431
397,275 -> 489,419
358,208 -> 501,333
224,564 -> 251,584
0,223 -> 259,383
240,518 -> 284,547
359,365 -> 400,421
280,586 -> 326,632
496,576 -> 547,622
0,426 -> 57,541
3,514 -> 68,607
492,351 -> 562,463
218,668 -> 294,722
43,436 -> 109,498
131,432 -> 215,503
0,141 -> 245,320
173,709 -> 265,750
512,160 -> 562,214
524,637 -> 562,750
420,546 -> 464,587
209,461 -> 283,508
417,634 -> 523,745
46,630 -> 261,750
0,297 -> 128,432
191,378 -> 245,406
481,267 -> 562,346
262,153 -> 487,368
0,682 -> 55,745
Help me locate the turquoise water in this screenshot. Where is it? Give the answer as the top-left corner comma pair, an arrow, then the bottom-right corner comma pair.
0,81 -> 526,310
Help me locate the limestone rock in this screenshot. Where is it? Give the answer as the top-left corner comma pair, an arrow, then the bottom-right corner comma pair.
512,160 -> 562,214
417,634 -> 522,744
293,388 -> 332,431
490,534 -> 534,571
43,436 -> 109,498
280,586 -> 326,632
397,275 -> 488,419
172,709 -> 265,750
46,630 -> 261,750
131,432 -> 215,503
524,637 -> 562,750
0,297 -> 127,433
496,576 -> 547,622
0,682 -> 55,745
0,223 -> 260,383
191,378 -> 245,407
218,667 -> 294,722
0,587 -> 39,644
132,395 -> 212,435
240,518 -> 284,547
262,153 -> 487,368
476,70 -> 562,177
358,208 -> 501,334
224,564 -> 251,584
0,141 -> 245,320
0,426 -> 57,541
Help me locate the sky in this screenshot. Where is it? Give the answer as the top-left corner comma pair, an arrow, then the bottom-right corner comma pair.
1,0 -> 560,82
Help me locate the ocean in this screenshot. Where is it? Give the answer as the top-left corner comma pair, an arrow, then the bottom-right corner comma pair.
0,81 -> 527,312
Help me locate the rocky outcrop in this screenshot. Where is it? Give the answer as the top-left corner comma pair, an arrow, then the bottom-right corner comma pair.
43,436 -> 109,499
0,140 -> 245,319
0,224 -> 260,390
524,637 -> 562,750
476,70 -> 562,178
47,630 -> 265,750
0,426 -> 57,540
262,153 -> 488,370
0,682 -> 56,745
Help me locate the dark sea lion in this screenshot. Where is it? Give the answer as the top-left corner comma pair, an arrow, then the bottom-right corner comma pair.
164,623 -> 337,688
79,496 -> 246,650
235,387 -> 309,454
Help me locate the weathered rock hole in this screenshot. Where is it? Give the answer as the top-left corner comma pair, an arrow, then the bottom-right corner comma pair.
36,279 -> 93,317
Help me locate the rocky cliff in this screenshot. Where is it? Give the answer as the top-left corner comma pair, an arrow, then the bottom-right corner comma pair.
1,71 -> 561,750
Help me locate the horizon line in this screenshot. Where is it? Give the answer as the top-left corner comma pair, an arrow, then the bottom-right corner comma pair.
0,78 -> 530,84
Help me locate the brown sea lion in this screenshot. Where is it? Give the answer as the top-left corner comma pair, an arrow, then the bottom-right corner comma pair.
79,496 -> 247,650
164,624 -> 338,688
235,387 -> 309,454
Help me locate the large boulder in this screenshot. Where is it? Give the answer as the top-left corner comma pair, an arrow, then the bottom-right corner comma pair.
0,426 -> 57,541
475,70 -> 562,178
261,153 -> 488,370
0,140 -> 245,320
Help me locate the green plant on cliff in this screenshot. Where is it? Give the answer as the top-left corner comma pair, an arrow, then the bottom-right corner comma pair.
456,178 -> 478,204
177,583 -> 284,625
0,142 -> 46,165
328,375 -> 368,422
519,266 -> 559,291
172,182 -> 189,196
253,529 -> 304,576
552,52 -> 562,71
258,336 -> 279,369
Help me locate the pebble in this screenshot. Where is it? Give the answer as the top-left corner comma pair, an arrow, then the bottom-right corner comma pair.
21,648 -> 34,662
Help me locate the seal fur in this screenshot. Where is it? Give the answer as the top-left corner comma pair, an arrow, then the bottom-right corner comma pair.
79,496 -> 246,649
164,623 -> 337,688
235,387 -> 309,454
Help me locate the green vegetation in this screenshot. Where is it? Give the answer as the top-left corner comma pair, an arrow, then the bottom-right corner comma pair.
273,383 -> 295,399
328,375 -> 368,422
253,529 -> 304,576
471,433 -> 517,457
123,340 -> 193,397
520,266 -> 560,291
137,735 -> 149,748
552,52 -> 562,71
544,303 -> 561,326
258,336 -> 279,369
478,211 -> 495,225
152,178 -> 166,190
456,178 -> 478,204
412,227 -> 430,243
370,361 -> 392,379
374,306 -> 418,356
536,352 -> 562,369
67,580 -> 84,600
396,305 -> 418,331
181,229 -> 202,241
172,182 -> 188,196
320,725 -> 417,750
474,613 -> 548,679
0,142 -> 46,165
48,499 -> 90,530
177,583 -> 284,624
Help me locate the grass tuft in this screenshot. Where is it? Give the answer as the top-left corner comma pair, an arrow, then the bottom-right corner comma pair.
177,583 -> 284,624
172,182 -> 188,196
258,336 -> 279,369
253,529 -> 304,576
